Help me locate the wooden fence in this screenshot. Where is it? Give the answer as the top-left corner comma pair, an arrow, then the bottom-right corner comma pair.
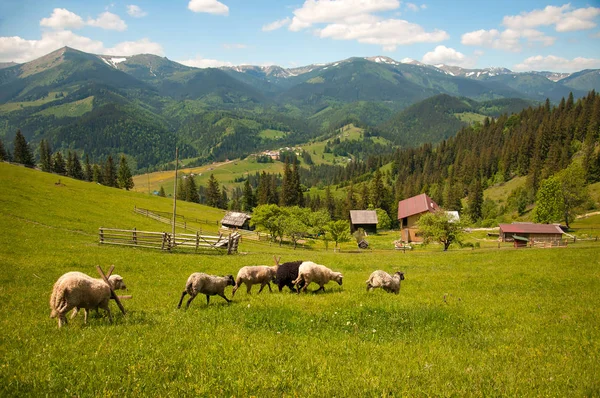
219,227 -> 269,241
99,227 -> 240,254
134,206 -> 220,230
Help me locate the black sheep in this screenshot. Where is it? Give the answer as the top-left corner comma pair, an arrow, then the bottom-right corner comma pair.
274,260 -> 305,292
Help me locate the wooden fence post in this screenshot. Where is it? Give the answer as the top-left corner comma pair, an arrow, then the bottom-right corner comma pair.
195,231 -> 200,252
99,227 -> 104,244
161,232 -> 167,250
227,233 -> 233,255
133,228 -> 137,245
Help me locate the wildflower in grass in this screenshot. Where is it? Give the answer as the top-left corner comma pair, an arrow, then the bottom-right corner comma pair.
372,329 -> 376,333
346,321 -> 351,325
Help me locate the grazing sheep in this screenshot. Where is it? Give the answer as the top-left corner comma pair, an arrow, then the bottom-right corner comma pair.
231,265 -> 278,297
366,270 -> 405,294
177,273 -> 235,309
49,272 -> 127,328
292,261 -> 343,293
274,260 -> 305,292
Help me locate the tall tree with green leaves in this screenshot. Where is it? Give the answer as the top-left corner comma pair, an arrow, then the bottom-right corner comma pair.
556,163 -> 589,229
0,139 -> 6,161
359,184 -> 370,209
83,154 -> 93,182
52,152 -> 66,175
103,155 -> 118,187
185,176 -> 200,203
250,204 -> 285,244
13,129 -> 34,166
117,155 -> 134,190
219,185 -> 229,209
242,179 -> 255,212
70,152 -> 84,180
66,151 -> 74,177
257,171 -> 270,205
92,163 -> 103,184
280,160 -> 295,206
205,174 -> 221,207
39,140 -> 52,172
467,178 -> 483,222
324,185 -> 335,219
532,176 -> 563,224
158,186 -> 166,197
176,177 -> 186,200
282,207 -> 310,249
417,210 -> 470,251
370,169 -> 385,209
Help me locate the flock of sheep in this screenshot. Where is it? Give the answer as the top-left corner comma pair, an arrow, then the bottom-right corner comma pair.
49,260 -> 405,328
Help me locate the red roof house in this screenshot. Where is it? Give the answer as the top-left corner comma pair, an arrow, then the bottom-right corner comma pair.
397,193 -> 440,242
499,223 -> 564,246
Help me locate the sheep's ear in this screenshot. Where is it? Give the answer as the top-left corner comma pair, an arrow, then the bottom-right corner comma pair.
273,256 -> 281,267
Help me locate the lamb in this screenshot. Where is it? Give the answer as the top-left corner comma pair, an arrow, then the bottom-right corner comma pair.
366,270 -> 405,294
49,271 -> 127,328
292,261 -> 343,293
177,273 -> 235,309
274,260 -> 305,292
231,265 -> 278,297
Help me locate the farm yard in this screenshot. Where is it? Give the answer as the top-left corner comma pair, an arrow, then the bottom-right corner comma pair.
1,163 -> 600,396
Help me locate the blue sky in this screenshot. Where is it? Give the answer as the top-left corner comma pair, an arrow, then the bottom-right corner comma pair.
1,0 -> 599,72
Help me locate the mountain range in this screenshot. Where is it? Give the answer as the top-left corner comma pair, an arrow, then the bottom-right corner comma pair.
0,47 -> 597,169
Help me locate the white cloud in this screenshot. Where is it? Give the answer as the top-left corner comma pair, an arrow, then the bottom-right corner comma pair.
422,45 -> 475,68
87,12 -> 127,31
592,32 -> 600,38
0,31 -> 162,63
262,18 -> 291,32
514,55 -> 600,72
177,55 -> 233,68
420,4 -> 427,9
503,4 -> 600,32
405,3 -> 419,12
461,28 -> 554,52
318,19 -> 448,51
40,8 -> 85,30
127,5 -> 148,18
188,0 -> 229,16
289,0 -> 400,31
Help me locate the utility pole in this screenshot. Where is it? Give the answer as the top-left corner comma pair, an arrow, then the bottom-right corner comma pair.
172,147 -> 179,247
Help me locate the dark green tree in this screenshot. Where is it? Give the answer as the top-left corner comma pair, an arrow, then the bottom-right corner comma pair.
176,177 -> 186,200
83,154 -> 93,182
69,152 -> 84,180
0,138 -> 6,161
39,140 -> 52,172
370,169 -> 385,209
358,184 -> 370,209
280,160 -> 295,206
532,176 -> 563,224
219,185 -> 229,209
92,163 -> 103,184
103,156 -> 118,187
66,151 -> 74,177
206,174 -> 221,207
13,129 -> 34,166
257,171 -> 270,205
117,155 -> 134,190
467,178 -> 483,222
556,163 -> 589,229
185,176 -> 200,203
52,152 -> 66,175
158,186 -> 166,197
242,179 -> 255,212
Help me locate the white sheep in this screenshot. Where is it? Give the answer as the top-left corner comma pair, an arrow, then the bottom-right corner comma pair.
366,270 -> 405,294
177,273 -> 235,309
49,271 -> 127,328
292,261 -> 343,293
231,265 -> 278,297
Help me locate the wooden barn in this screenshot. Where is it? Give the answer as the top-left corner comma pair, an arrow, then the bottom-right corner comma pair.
350,210 -> 378,234
221,211 -> 252,230
397,193 -> 440,242
499,223 -> 564,246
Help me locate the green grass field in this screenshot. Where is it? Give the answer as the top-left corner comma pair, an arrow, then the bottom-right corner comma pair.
1,163 -> 600,396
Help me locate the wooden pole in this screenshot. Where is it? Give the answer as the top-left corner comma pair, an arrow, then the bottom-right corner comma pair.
172,147 -> 179,248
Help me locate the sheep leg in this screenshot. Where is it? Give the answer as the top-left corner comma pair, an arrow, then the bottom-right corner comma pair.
71,308 -> 79,319
185,294 -> 197,309
315,285 -> 325,293
83,309 -> 89,324
206,295 -> 210,306
218,293 -> 231,304
246,283 -> 252,294
267,283 -> 272,293
231,285 -> 239,297
258,283 -> 266,294
177,291 -> 188,309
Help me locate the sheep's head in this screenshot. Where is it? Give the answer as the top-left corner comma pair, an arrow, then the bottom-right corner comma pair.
226,275 -> 235,286
109,275 -> 127,290
394,271 -> 405,281
334,272 -> 343,286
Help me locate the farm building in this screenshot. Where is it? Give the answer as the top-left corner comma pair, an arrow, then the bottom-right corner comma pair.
221,211 -> 252,230
398,193 -> 440,242
499,223 -> 564,246
350,210 -> 378,234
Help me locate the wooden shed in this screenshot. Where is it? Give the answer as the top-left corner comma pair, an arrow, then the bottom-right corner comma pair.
221,211 -> 252,230
397,193 -> 440,243
499,223 -> 564,245
350,210 -> 378,234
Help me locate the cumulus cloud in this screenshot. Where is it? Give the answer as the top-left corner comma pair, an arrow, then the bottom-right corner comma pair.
405,3 -> 419,12
188,0 -> 229,16
318,19 -> 448,51
40,8 -> 85,30
274,0 -> 446,50
461,28 -> 554,52
421,45 -> 475,68
0,31 -> 162,63
177,55 -> 233,68
127,5 -> 148,18
262,18 -> 291,32
223,43 -> 247,49
503,4 -> 600,32
87,11 -> 128,31
514,55 -> 600,72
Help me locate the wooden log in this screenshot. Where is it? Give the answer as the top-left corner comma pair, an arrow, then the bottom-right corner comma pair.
96,265 -> 126,316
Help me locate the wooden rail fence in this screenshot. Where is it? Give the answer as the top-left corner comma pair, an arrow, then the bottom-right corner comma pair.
99,228 -> 240,254
133,206 -> 199,232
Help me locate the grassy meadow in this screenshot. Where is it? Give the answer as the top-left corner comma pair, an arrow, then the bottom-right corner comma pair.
1,163 -> 600,396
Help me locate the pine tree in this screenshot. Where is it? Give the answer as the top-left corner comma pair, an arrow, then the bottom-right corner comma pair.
206,174 -> 221,207
242,179 -> 255,212
359,184 -> 370,209
467,178 -> 483,222
219,185 -> 229,209
158,186 -> 166,197
370,169 -> 385,209
0,139 -> 6,161
66,151 -> 74,177
13,129 -> 34,166
103,156 -> 117,187
280,160 -> 295,206
39,140 -> 50,171
52,152 -> 66,175
269,175 -> 279,205
176,177 -> 186,200
257,171 -> 270,205
83,155 -> 93,182
324,185 -> 335,218
92,163 -> 103,184
67,151 -> 84,180
186,176 -> 200,203
117,155 -> 134,190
